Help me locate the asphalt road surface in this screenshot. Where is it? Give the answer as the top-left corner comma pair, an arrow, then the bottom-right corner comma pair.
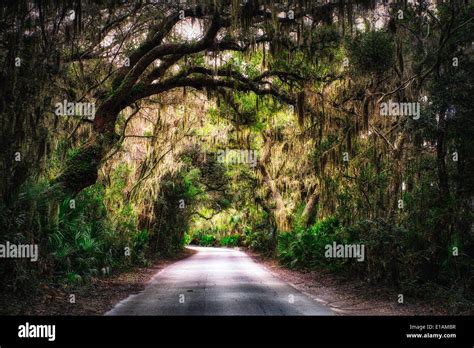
106,246 -> 335,315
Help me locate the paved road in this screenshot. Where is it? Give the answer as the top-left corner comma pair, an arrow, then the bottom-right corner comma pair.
106,246 -> 335,315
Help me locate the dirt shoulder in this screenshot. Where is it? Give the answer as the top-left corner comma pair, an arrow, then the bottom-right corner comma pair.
244,248 -> 451,315
1,249 -> 195,315
2,247 -> 462,315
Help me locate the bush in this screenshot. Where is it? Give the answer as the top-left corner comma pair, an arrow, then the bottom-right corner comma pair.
346,30 -> 395,75
199,234 -> 218,246
342,219 -> 406,284
277,216 -> 417,285
278,216 -> 345,269
182,233 -> 191,246
189,231 -> 243,247
220,234 -> 242,247
0,178 -> 153,290
243,228 -> 275,254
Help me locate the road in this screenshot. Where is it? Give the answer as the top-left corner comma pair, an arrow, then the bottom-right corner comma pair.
106,246 -> 335,315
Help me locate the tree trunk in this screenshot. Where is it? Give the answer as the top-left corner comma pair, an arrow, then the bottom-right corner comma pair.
301,187 -> 319,227
434,108 -> 450,253
436,110 -> 449,202
257,162 -> 289,232
51,108 -> 119,196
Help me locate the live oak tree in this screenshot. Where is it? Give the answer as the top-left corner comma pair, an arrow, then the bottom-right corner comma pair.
43,0 -> 376,196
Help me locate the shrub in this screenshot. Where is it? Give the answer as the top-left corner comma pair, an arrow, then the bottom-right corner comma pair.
278,216 -> 345,269
221,234 -> 242,247
199,234 -> 218,246
346,30 -> 395,75
182,233 -> 191,246
243,228 -> 275,255
342,219 -> 406,284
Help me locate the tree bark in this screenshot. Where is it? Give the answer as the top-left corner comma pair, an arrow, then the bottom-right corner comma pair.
257,132 -> 289,232
301,187 -> 319,227
257,162 -> 289,232
436,109 -> 449,201
51,108 -> 119,197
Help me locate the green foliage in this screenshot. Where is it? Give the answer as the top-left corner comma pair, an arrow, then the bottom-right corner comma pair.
220,234 -> 242,247
0,179 -> 53,292
0,173 -> 151,291
346,30 -> 395,75
190,230 -> 219,246
189,228 -> 244,247
182,233 -> 191,246
49,183 -> 147,283
243,228 -> 275,255
278,216 -> 344,269
147,145 -> 230,255
200,234 -> 218,246
341,219 -> 406,284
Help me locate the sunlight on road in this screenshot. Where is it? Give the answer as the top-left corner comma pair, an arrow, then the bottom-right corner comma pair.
107,247 -> 335,316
